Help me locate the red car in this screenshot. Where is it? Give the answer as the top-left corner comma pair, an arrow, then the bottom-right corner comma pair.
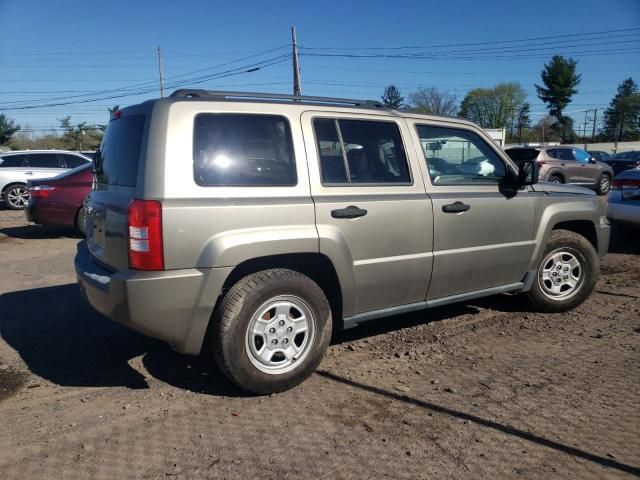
25,164 -> 92,231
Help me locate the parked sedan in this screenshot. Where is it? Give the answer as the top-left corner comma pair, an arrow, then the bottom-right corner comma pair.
0,150 -> 90,209
607,168 -> 640,230
505,146 -> 614,195
25,164 -> 92,230
604,151 -> 640,176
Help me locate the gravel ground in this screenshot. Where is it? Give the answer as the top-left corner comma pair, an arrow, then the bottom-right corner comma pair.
0,208 -> 638,479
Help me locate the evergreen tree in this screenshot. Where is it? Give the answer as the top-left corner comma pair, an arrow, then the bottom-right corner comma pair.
381,85 -> 404,109
0,114 -> 21,146
602,78 -> 640,141
535,56 -> 581,142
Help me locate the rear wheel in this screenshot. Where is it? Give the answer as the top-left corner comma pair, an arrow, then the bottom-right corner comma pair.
548,174 -> 563,184
527,229 -> 599,313
596,174 -> 611,195
212,269 -> 332,394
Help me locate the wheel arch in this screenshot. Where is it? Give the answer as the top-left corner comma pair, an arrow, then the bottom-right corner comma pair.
527,203 -> 599,271
220,252 -> 344,329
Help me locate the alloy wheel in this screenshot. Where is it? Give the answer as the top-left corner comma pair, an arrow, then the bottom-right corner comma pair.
6,186 -> 29,209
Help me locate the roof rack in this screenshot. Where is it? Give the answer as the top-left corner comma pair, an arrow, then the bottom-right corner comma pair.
169,89 -> 385,109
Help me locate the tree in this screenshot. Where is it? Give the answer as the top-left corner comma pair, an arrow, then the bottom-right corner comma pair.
0,114 -> 21,145
381,86 -> 404,109
530,115 -> 561,144
602,78 -> 640,141
408,87 -> 458,116
59,116 -> 102,150
535,55 -> 581,142
458,82 -> 527,129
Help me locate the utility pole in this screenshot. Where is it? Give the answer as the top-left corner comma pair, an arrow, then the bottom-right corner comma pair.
157,46 -> 165,98
291,26 -> 302,96
582,110 -> 589,150
591,108 -> 597,143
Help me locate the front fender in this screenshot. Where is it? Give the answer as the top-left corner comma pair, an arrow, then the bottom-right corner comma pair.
527,196 -> 600,271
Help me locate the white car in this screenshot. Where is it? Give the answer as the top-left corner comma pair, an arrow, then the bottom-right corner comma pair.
0,150 -> 91,209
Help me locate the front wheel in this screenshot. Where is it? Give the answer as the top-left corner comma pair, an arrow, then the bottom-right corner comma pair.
212,269 -> 332,394
3,184 -> 29,210
527,229 -> 599,313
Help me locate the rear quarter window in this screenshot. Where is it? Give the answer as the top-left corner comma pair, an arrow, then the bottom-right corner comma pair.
95,114 -> 145,186
194,114 -> 296,187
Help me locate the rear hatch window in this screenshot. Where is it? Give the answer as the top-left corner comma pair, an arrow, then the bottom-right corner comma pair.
506,148 -> 539,162
95,114 -> 145,186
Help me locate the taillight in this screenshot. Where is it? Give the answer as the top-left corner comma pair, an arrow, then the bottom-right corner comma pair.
29,185 -> 56,198
611,179 -> 623,190
537,160 -> 546,166
128,199 -> 164,271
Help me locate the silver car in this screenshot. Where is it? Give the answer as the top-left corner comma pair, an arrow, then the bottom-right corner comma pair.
0,150 -> 91,209
76,90 -> 610,394
607,168 -> 640,229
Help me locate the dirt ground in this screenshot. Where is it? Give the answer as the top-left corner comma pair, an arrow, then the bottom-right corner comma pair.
0,208 -> 638,479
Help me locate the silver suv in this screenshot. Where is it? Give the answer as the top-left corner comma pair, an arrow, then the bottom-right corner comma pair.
76,90 -> 610,394
0,150 -> 91,209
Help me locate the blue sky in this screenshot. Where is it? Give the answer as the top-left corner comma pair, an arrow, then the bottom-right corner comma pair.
1,0 -> 639,136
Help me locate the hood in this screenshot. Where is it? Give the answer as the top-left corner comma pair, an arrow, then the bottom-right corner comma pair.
531,182 -> 596,196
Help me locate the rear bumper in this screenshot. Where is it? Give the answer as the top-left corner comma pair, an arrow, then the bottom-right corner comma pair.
74,241 -> 232,354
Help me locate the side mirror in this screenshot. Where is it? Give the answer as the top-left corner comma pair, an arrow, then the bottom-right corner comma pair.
517,160 -> 539,186
589,157 -> 596,164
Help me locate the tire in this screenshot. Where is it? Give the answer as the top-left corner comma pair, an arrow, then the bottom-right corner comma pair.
3,183 -> 29,210
596,173 -> 611,196
527,229 -> 599,313
548,174 -> 563,184
212,269 -> 332,395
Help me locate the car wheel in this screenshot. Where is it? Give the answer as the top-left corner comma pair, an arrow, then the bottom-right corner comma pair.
212,269 -> 332,394
3,184 -> 29,210
596,174 -> 611,195
548,174 -> 563,184
527,229 -> 599,313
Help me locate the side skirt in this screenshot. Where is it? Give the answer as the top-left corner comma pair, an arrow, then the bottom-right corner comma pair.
342,281 -> 525,330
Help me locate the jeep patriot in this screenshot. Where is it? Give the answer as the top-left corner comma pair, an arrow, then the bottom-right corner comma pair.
75,90 -> 610,394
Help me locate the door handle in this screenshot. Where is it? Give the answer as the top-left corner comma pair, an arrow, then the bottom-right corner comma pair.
331,205 -> 368,219
442,201 -> 471,213
24,171 -> 33,175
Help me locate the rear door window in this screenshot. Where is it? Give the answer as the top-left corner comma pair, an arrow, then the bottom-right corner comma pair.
194,114 -> 296,187
556,149 -> 574,161
313,118 -> 411,185
64,154 -> 89,168
95,114 -> 146,186
26,153 -> 63,168
0,155 -> 27,167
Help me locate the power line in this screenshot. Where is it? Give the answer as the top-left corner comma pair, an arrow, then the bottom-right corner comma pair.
301,27 -> 640,51
1,54 -> 291,111
0,46 -> 291,108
